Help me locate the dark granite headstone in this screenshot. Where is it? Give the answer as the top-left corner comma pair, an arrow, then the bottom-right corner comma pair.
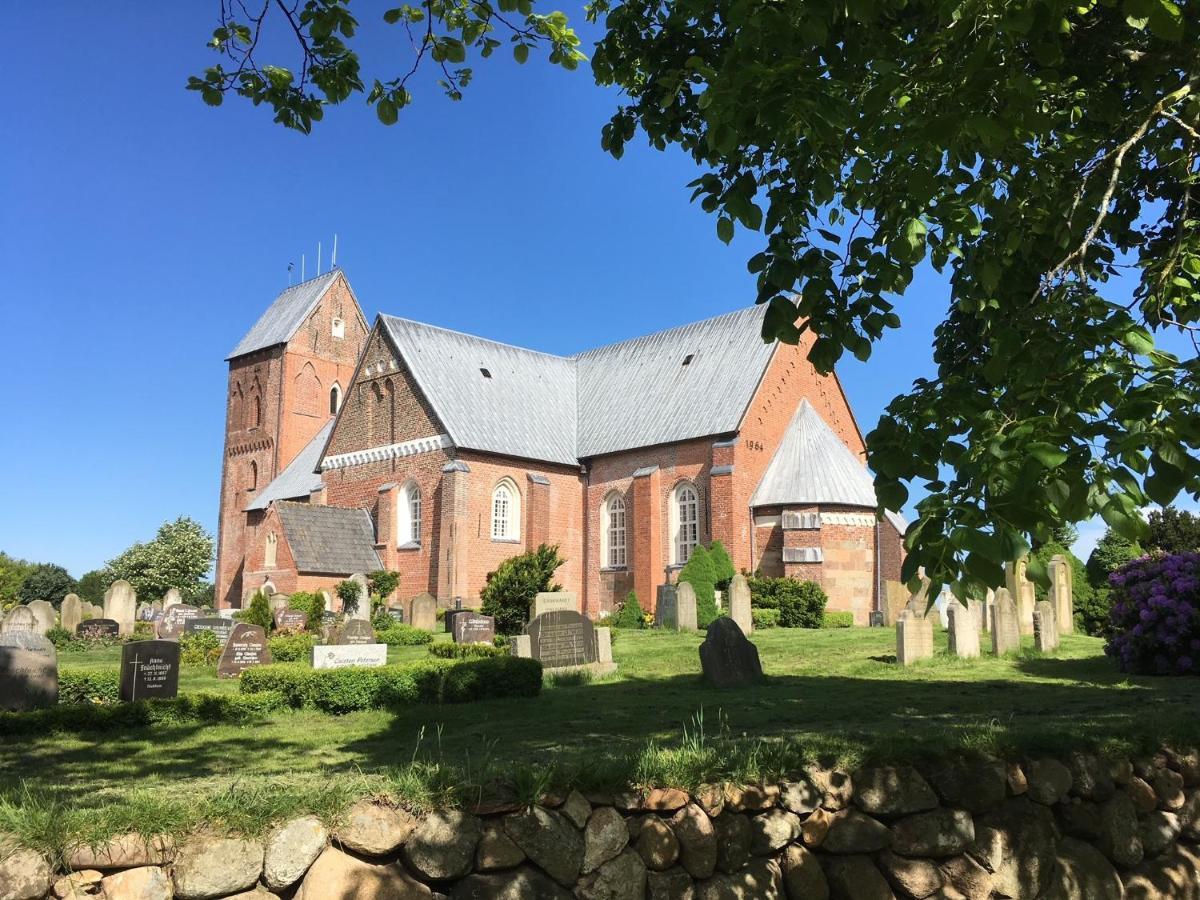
453,613 -> 496,645
386,606 -> 405,624
337,619 -> 375,645
184,617 -> 234,644
0,646 -> 58,711
157,604 -> 200,640
217,624 -> 271,678
77,619 -> 120,640
274,608 -> 309,631
443,609 -> 467,637
524,610 -> 597,669
698,617 -> 764,688
119,640 -> 181,702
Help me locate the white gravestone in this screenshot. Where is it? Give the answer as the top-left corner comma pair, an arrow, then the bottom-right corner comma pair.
1034,600 -> 1060,652
947,602 -> 980,659
596,627 -> 613,665
676,582 -> 699,632
896,611 -> 934,666
346,574 -> 371,621
60,594 -> 83,634
26,600 -> 56,635
532,592 -> 576,620
1048,555 -> 1074,636
991,588 -> 1021,655
312,643 -> 387,670
1006,557 -> 1036,636
728,573 -> 753,636
104,580 -> 137,636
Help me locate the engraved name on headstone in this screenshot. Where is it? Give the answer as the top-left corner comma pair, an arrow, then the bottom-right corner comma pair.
184,617 -> 235,645
312,643 -> 388,669
217,624 -> 271,678
453,613 -> 496,645
524,610 -> 597,669
120,640 -> 181,702
531,592 -> 576,620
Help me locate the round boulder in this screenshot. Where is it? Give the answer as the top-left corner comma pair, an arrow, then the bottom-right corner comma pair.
583,807 -> 628,875
403,810 -> 481,881
172,835 -> 263,900
336,800 -> 418,857
263,814 -> 328,890
503,806 -> 583,886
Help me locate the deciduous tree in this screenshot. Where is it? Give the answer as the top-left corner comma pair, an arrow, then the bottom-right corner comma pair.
105,517 -> 215,604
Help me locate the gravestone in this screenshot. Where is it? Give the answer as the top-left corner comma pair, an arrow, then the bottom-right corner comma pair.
162,588 -> 183,608
0,644 -> 57,711
312,643 -> 387,669
77,619 -> 120,640
385,606 -> 405,624
947,603 -> 980,659
321,591 -> 335,613
136,602 -> 150,621
905,568 -> 933,617
119,640 -> 180,702
453,613 -> 496,645
728,574 -> 753,636
655,585 -> 679,629
217,624 -> 271,677
532,591 -> 576,620
699,617 -> 763,688
337,619 -> 376,645
1033,600 -> 1059,652
982,589 -> 994,633
104,580 -> 137,636
409,593 -> 436,632
157,604 -> 200,640
991,588 -> 1021,655
60,594 -> 83,634
27,600 -> 56,635
677,582 -> 699,632
934,589 -> 953,629
896,611 -> 934,666
1048,554 -> 1074,636
596,627 -> 613,665
184,617 -> 235,645
1,606 -> 36,635
346,574 -> 371,621
443,609 -> 468,637
511,635 -> 532,658
1005,557 -> 1036,636
274,608 -> 309,632
0,630 -> 55,655
524,610 -> 597,669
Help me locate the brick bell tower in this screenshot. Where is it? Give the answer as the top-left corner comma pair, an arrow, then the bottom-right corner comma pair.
214,270 -> 369,608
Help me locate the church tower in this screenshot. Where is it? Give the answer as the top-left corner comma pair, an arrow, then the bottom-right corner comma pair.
215,270 -> 369,607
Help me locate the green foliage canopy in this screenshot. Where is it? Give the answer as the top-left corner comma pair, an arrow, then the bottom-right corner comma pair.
0,553 -> 34,611
17,564 -> 76,607
1145,506 -> 1200,553
105,517 -> 214,603
480,544 -> 564,634
677,545 -> 719,626
193,2 -> 1200,599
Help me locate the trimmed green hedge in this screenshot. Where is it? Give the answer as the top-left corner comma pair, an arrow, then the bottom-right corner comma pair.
59,670 -> 121,705
239,656 -> 543,713
751,608 -> 780,629
0,691 -> 286,736
268,632 -> 317,662
376,624 -> 434,646
428,642 -> 506,659
821,611 -> 854,628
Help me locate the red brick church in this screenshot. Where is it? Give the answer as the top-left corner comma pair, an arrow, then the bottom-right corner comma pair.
215,270 -> 905,623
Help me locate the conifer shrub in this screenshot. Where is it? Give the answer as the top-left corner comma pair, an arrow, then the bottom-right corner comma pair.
288,591 -> 327,632
238,590 -> 274,630
480,544 -> 565,635
709,541 -> 736,591
611,592 -> 646,629
679,545 -> 719,627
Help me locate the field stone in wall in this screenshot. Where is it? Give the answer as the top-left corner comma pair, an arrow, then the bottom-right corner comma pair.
561,790 -> 592,829
171,835 -> 263,900
875,848 -> 943,897
635,818 -> 679,871
712,812 -> 752,874
938,853 -> 993,900
778,778 -> 823,816
475,821 -> 526,872
821,854 -> 893,900
780,844 -> 829,900
1041,837 -> 1124,900
67,833 -> 175,870
1097,792 -> 1143,868
263,814 -> 328,890
748,809 -> 801,856
97,865 -> 172,900
575,848 -> 647,900
502,806 -> 583,886
669,803 -> 717,879
889,807 -> 974,857
852,766 -> 938,817
403,810 -> 481,881
297,845 -> 431,900
695,856 -> 783,900
927,759 -> 1007,815
0,842 -> 51,900
821,810 -> 892,854
450,865 -> 571,899
1025,757 -> 1075,805
336,800 -> 418,857
969,798 -> 1058,899
582,807 -> 628,874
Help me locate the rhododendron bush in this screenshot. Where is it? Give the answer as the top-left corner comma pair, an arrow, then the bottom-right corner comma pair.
1105,552 -> 1200,676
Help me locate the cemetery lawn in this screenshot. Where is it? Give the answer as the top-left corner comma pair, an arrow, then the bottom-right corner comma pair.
3,627 -> 1199,849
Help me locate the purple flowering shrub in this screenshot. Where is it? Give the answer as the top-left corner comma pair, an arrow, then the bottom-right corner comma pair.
1104,552 -> 1200,676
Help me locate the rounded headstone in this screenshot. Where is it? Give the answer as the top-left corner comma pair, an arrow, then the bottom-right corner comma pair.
26,600 -> 56,635
103,580 -> 137,636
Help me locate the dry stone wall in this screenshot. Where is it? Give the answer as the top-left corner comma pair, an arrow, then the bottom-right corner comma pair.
4,749 -> 1200,899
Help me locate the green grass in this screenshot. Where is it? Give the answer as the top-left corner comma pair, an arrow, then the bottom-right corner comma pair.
2,626 -> 1198,854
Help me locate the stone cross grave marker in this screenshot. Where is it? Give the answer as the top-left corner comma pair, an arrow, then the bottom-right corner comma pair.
0,639 -> 57,711
104,580 -> 137,636
947,602 -> 980,659
1,606 -> 36,635
677,582 -> 699,632
991,588 -> 1021,655
524,610 -> 597,670
119,640 -> 180,702
217,624 -> 271,678
77,619 -> 120,640
60,594 -> 82,634
453,613 -> 496,645
157,604 -> 200,640
655,584 -> 678,629
1033,600 -> 1060,653
346,574 -> 371,621
26,601 -> 55,635
337,619 -> 376,645
408,593 -> 436,632
531,591 -> 576,620
896,610 -> 934,666
699,617 -> 764,687
1048,554 -> 1074,636
728,573 -> 753,636
312,643 -> 387,669
184,617 -> 235,645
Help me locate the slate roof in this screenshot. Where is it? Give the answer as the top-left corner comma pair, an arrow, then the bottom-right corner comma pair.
245,421 -> 332,511
275,502 -> 382,574
376,305 -> 776,465
227,271 -> 342,360
751,399 -> 879,508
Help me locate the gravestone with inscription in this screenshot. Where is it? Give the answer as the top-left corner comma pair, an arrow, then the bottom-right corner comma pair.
524,610 -> 598,670
947,602 -> 980,659
385,606 -> 405,624
184,617 -> 235,645
274,608 -> 309,632
1034,600 -> 1060,653
1006,556 -> 1036,636
409,593 -> 436,632
1,606 -> 36,635
453,613 -> 496,645
531,591 -> 576,620
157,604 -> 200,640
104,580 -> 137,636
312,643 -> 388,669
443,609 -> 467,638
60,594 -> 83,634
896,610 -> 934,666
699,617 -> 763,688
77,619 -> 120,640
217,624 -> 271,677
27,600 -> 56,635
119,640 -> 180,702
991,588 -> 1021,655
337,619 -> 376,645
728,574 -> 753,636
677,582 -> 699,632
0,642 -> 57,711
0,630 -> 55,655
655,585 -> 679,629
1048,554 -> 1074,636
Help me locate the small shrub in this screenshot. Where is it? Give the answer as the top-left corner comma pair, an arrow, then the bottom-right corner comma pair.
179,631 -> 221,667
751,608 -> 780,629
288,591 -> 327,632
821,611 -> 854,629
679,546 -> 719,627
238,591 -> 273,631
1105,552 -> 1200,676
368,570 -> 401,600
268,632 -> 316,662
45,627 -> 75,649
611,592 -> 646,629
777,580 -> 829,629
429,642 -> 505,659
58,671 -> 120,705
377,624 -> 434,646
335,580 -> 364,617
480,544 -> 565,635
132,621 -> 156,640
709,541 -> 736,591
493,633 -> 510,649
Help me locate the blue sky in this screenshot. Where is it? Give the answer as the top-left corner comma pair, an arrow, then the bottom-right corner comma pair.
1,4 -> 1191,576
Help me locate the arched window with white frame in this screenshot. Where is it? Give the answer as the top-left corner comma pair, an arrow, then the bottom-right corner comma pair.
603,492 -> 627,568
264,532 -> 277,568
491,479 -> 520,541
672,482 -> 700,565
398,481 -> 422,546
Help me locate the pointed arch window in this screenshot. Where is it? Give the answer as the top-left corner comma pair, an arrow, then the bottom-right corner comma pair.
491,479 -> 520,541
329,383 -> 342,415
398,481 -> 422,546
264,532 -> 277,568
250,394 -> 262,430
248,460 -> 258,491
603,492 -> 627,569
672,482 -> 700,564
